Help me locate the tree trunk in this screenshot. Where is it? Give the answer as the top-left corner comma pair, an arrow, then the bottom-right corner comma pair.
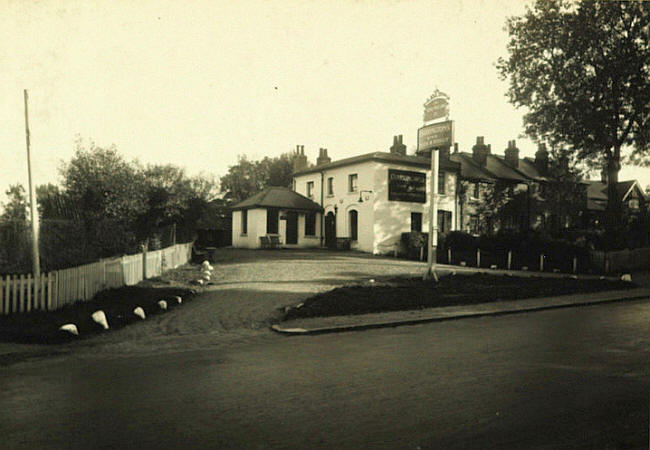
605,154 -> 622,231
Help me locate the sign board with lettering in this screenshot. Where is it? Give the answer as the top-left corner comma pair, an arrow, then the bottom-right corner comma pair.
388,169 -> 426,203
417,120 -> 454,151
424,97 -> 449,122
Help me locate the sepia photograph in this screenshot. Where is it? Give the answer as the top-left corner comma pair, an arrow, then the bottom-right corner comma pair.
0,0 -> 649,448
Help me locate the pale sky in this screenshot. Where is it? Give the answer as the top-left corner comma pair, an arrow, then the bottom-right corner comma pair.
1,0 -> 649,204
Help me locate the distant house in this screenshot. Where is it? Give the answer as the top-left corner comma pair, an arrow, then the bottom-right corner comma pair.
230,186 -> 323,249
292,138 -> 461,254
586,172 -> 648,226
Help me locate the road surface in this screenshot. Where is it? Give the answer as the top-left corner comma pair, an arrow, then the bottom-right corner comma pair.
1,298 -> 648,449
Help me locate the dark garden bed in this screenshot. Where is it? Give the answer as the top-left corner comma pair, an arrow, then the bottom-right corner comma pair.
0,286 -> 196,344
284,273 -> 636,320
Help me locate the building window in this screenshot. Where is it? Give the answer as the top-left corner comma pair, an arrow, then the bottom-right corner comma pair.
437,210 -> 452,233
241,209 -> 247,235
472,182 -> 480,199
266,207 -> 278,234
349,210 -> 358,241
306,181 -> 314,198
349,174 -> 358,192
411,212 -> 422,232
305,212 -> 316,236
629,198 -> 639,210
468,214 -> 479,235
438,171 -> 446,195
327,177 -> 334,196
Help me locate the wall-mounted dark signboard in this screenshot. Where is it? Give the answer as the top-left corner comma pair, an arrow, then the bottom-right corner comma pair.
388,169 -> 426,203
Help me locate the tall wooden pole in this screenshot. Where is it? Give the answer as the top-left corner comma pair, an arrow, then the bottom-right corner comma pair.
426,148 -> 439,281
24,89 -> 40,278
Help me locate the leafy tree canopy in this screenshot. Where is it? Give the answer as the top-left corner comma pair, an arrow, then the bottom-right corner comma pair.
497,0 -> 649,210
220,151 -> 306,202
1,184 -> 28,225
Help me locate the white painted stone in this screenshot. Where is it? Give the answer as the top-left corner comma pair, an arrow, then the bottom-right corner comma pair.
201,260 -> 210,268
59,323 -> 79,336
91,310 -> 109,330
133,307 -> 146,319
460,261 -> 466,267
157,300 -> 168,310
599,276 -> 605,280
621,274 -> 632,282
194,279 -> 204,286
553,268 -> 560,273
451,270 -> 457,276
490,264 -> 497,270
570,275 -> 578,279
295,302 -> 304,309
521,266 -> 528,271
174,295 -> 182,304
369,279 -> 375,283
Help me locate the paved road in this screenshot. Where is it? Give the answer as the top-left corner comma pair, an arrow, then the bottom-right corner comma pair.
2,299 -> 648,449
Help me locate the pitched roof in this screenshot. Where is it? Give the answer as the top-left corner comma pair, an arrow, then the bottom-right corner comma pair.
451,152 -> 529,183
293,151 -> 460,176
450,153 -> 495,182
586,180 -> 646,211
231,186 -> 323,211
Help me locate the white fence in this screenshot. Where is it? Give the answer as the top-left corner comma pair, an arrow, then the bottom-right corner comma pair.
0,242 -> 193,315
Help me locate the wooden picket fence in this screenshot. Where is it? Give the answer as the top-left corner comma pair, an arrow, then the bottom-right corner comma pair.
0,242 -> 193,315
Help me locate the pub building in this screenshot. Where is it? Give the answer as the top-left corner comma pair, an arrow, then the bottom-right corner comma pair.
231,137 -> 461,254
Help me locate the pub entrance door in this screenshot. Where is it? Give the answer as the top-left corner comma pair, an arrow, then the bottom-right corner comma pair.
325,212 -> 336,249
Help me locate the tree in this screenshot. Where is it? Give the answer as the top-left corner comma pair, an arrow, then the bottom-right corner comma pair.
0,184 -> 31,271
497,0 -> 650,225
220,151 -> 306,202
1,184 -> 28,225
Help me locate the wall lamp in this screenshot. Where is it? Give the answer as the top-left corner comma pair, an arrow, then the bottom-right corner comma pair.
358,190 -> 373,203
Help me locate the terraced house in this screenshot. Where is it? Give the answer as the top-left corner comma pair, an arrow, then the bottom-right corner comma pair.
451,138 -> 567,235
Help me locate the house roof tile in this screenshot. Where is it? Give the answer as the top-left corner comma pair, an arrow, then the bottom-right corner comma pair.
231,186 -> 323,211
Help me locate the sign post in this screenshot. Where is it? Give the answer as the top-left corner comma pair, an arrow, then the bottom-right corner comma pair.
418,91 -> 453,281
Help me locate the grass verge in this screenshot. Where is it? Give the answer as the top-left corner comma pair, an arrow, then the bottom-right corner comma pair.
0,286 -> 195,344
284,273 -> 636,320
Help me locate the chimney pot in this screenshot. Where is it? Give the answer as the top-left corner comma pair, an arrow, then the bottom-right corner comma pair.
390,133 -> 406,155
504,139 -> 519,167
472,137 -> 489,167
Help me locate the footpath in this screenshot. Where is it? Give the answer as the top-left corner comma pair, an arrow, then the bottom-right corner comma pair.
272,286 -> 650,335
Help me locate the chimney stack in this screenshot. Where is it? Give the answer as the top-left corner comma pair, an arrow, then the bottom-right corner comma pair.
453,142 -> 459,154
390,134 -> 407,155
293,144 -> 308,172
316,147 -> 331,165
472,136 -> 489,167
535,143 -> 549,175
504,140 -> 519,167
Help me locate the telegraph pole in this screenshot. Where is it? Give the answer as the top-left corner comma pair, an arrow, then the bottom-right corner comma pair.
24,89 -> 40,278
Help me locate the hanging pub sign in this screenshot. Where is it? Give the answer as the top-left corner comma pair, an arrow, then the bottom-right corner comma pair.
417,120 -> 454,152
423,89 -> 450,122
388,169 -> 426,203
